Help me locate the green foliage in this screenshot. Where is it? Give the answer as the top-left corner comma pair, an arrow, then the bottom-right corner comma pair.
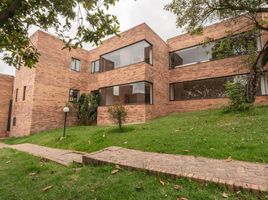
0,0 -> 120,68
225,78 -> 252,112
108,104 -> 127,129
165,0 -> 268,34
77,93 -> 100,125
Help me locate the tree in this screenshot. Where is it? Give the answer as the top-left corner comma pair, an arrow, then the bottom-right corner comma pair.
165,0 -> 268,103
108,104 -> 127,130
0,0 -> 120,69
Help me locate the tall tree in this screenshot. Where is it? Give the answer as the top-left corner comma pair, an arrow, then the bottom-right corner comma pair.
165,0 -> 268,103
0,0 -> 120,69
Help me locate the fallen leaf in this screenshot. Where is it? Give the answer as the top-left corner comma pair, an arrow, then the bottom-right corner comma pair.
159,179 -> 165,186
135,185 -> 144,192
174,184 -> 183,190
71,175 -> 79,181
177,197 -> 188,200
225,156 -> 232,162
222,192 -> 228,198
111,169 -> 119,175
115,165 -> 121,169
42,185 -> 53,192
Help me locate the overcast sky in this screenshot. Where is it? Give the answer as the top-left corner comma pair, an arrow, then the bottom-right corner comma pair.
0,0 -> 181,76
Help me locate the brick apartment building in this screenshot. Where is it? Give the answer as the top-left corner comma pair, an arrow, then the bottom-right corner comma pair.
1,14 -> 268,137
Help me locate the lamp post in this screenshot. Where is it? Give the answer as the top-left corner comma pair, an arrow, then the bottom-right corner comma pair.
63,106 -> 70,138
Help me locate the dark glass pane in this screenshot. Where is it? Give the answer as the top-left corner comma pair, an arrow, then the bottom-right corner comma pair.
169,74 -> 265,101
69,89 -> 80,102
100,41 -> 152,72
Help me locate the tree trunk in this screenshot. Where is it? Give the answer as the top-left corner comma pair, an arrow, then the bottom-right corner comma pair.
247,43 -> 268,103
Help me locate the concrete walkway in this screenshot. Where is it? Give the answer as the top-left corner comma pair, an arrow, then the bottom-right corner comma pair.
1,143 -> 267,193
83,147 -> 268,193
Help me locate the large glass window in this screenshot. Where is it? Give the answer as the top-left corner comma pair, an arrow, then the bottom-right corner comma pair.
100,81 -> 153,106
169,32 -> 259,69
170,74 -> 266,101
100,41 -> 152,72
70,58 -> 81,72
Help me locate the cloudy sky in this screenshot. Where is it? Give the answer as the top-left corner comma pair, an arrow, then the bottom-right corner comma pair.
0,0 -> 182,76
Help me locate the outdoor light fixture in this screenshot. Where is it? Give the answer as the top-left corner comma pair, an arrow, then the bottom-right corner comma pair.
63,106 -> 70,138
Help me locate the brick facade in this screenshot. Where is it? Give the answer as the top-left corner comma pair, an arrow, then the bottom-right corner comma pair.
0,74 -> 14,137
6,14 -> 268,136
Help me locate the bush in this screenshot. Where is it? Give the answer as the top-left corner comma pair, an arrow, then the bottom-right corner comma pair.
225,77 -> 252,112
77,93 -> 99,125
108,104 -> 127,129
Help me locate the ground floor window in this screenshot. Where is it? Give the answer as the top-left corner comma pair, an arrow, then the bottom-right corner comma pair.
99,81 -> 153,106
69,89 -> 80,102
170,74 -> 267,101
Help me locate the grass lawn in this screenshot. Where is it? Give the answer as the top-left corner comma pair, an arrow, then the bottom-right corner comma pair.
4,106 -> 268,163
0,148 -> 262,200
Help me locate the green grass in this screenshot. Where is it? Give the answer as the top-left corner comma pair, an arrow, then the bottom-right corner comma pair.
4,106 -> 268,163
0,148 -> 263,200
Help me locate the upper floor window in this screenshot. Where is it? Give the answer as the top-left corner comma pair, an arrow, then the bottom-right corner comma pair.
99,81 -> 153,106
91,60 -> 100,73
69,89 -> 80,102
15,88 -> 18,102
100,40 -> 153,72
71,58 -> 81,72
23,86 -> 26,101
169,32 -> 259,69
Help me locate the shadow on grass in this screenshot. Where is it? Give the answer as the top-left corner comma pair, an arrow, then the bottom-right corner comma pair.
106,126 -> 135,134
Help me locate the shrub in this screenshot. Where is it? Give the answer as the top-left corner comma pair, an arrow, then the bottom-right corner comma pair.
77,93 -> 99,125
108,104 -> 127,129
225,77 -> 252,112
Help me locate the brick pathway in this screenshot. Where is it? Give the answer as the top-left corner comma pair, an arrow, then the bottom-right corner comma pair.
83,146 -> 268,193
6,143 -> 84,166
1,142 -> 268,193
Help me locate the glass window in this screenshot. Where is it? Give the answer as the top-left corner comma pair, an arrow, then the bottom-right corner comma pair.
169,74 -> 264,101
15,88 -> 18,102
71,58 -> 81,72
100,81 -> 153,106
91,60 -> 100,73
170,43 -> 213,68
13,117 -> 16,126
100,41 -> 152,72
169,32 -> 258,69
23,86 -> 26,101
69,89 -> 80,102
261,75 -> 268,95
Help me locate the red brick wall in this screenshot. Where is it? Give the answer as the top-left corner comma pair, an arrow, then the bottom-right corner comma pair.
0,74 -> 13,137
98,105 -> 146,125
